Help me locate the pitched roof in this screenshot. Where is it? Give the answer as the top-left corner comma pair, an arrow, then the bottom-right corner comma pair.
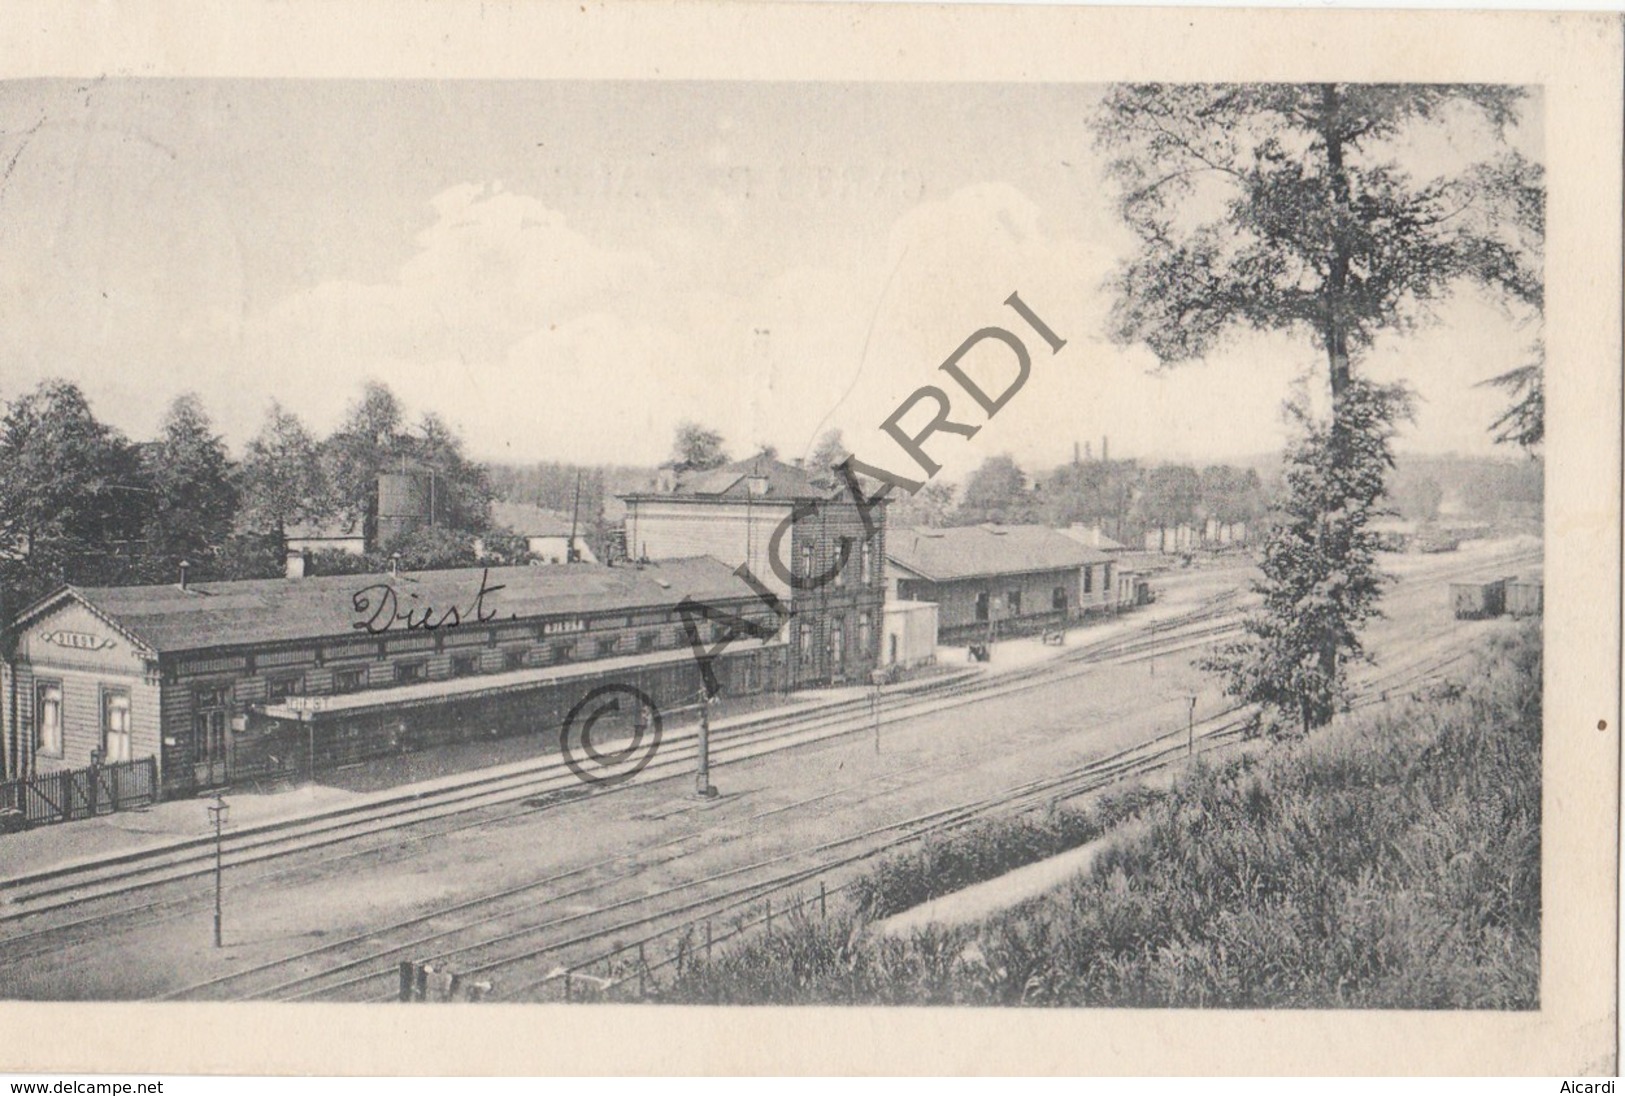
488,501 -> 580,538
1058,525 -> 1128,552
285,516 -> 365,541
23,557 -> 755,656
631,456 -> 842,502
887,524 -> 1111,582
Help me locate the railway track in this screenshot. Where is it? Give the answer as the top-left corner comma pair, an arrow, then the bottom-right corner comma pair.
1,541 -> 1537,998
160,587 -> 1507,1006
0,589 -> 1247,952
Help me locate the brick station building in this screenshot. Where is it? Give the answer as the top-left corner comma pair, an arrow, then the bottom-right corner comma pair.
1,556 -> 783,797
621,455 -> 886,689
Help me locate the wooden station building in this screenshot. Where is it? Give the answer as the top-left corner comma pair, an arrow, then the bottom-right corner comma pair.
886,524 -> 1116,643
1,557 -> 783,797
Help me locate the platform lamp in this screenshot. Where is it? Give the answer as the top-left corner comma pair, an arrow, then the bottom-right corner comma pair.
207,793 -> 229,948
695,686 -> 718,799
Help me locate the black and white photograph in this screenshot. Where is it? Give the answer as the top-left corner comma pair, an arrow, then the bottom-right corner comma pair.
0,2 -> 1616,1080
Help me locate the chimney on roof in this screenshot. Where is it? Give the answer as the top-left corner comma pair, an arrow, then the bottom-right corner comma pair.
178,560 -> 191,591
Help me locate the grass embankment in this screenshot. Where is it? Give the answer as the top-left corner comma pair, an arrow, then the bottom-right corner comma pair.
665,623 -> 1541,1008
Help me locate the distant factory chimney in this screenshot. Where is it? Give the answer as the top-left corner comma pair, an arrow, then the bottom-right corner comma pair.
1084,441 -> 1093,461
1072,441 -> 1080,466
1102,436 -> 1109,462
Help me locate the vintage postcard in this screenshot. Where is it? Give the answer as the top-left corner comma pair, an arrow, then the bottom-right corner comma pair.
0,0 -> 1617,1078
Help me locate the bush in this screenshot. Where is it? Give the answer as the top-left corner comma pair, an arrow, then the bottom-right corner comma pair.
664,622 -> 1542,1008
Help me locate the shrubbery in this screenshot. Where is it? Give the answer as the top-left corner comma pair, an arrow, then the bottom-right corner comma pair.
666,623 -> 1541,1008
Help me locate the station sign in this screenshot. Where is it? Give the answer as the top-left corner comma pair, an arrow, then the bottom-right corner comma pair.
40,630 -> 116,651
542,618 -> 587,636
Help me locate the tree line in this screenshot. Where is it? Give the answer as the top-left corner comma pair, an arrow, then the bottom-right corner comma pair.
0,378 -> 496,615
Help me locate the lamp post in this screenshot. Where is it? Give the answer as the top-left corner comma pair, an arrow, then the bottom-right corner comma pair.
695,687 -> 717,799
207,793 -> 229,947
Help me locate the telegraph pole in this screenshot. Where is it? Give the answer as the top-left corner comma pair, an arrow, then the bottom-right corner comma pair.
1187,695 -> 1197,757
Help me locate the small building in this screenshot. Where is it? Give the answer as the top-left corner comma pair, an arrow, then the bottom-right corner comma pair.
886,524 -> 1113,643
285,517 -> 367,557
1,557 -> 783,796
881,600 -> 939,671
478,501 -> 597,564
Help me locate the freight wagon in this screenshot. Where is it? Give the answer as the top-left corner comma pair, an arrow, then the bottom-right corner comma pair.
1450,578 -> 1509,620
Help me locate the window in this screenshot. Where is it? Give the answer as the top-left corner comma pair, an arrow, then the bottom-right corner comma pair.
800,543 -> 814,580
638,632 -> 657,653
1008,589 -> 1022,616
975,591 -> 990,622
102,688 -> 132,764
596,636 -> 618,658
266,675 -> 304,702
395,661 -> 428,685
333,668 -> 366,693
830,620 -> 845,668
553,641 -> 575,663
857,611 -> 872,655
799,624 -> 814,658
452,654 -> 480,677
35,681 -> 62,757
860,541 -> 872,585
1083,565 -> 1094,594
1053,586 -> 1068,612
504,649 -> 528,672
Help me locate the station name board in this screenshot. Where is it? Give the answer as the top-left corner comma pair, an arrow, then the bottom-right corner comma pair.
40,630 -> 116,651
541,619 -> 586,636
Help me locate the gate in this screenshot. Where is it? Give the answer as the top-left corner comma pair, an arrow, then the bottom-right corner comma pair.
0,757 -> 159,830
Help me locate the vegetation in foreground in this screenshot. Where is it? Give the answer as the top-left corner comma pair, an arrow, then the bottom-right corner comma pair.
662,623 -> 1540,1008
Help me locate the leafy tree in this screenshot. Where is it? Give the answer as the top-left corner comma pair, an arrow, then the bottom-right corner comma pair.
1136,464 -> 1202,549
808,429 -> 850,477
1097,85 -> 1540,407
410,411 -> 491,532
324,380 -> 408,538
239,401 -> 330,538
0,380 -> 147,602
1206,382 -> 1412,735
890,480 -> 956,529
671,420 -> 729,471
141,393 -> 238,571
1097,84 -> 1541,723
953,454 -> 1036,526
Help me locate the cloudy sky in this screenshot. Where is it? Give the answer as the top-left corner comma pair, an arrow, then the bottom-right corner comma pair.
0,80 -> 1540,481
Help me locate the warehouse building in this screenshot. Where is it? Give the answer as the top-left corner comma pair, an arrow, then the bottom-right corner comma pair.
1,557 -> 783,797
886,524 -> 1115,643
621,455 -> 886,688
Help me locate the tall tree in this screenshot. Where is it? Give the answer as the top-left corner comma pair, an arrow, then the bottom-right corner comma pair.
953,454 -> 1036,526
671,420 -> 729,471
324,380 -> 408,535
1097,84 -> 1541,727
890,480 -> 956,529
407,410 -> 491,534
0,380 -> 147,600
141,393 -> 238,570
239,401 -> 329,538
1206,382 -> 1412,735
808,429 -> 850,477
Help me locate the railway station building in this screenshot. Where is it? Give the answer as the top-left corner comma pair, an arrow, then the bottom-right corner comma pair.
620,455 -> 887,689
1,556 -> 784,798
886,524 -> 1115,643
